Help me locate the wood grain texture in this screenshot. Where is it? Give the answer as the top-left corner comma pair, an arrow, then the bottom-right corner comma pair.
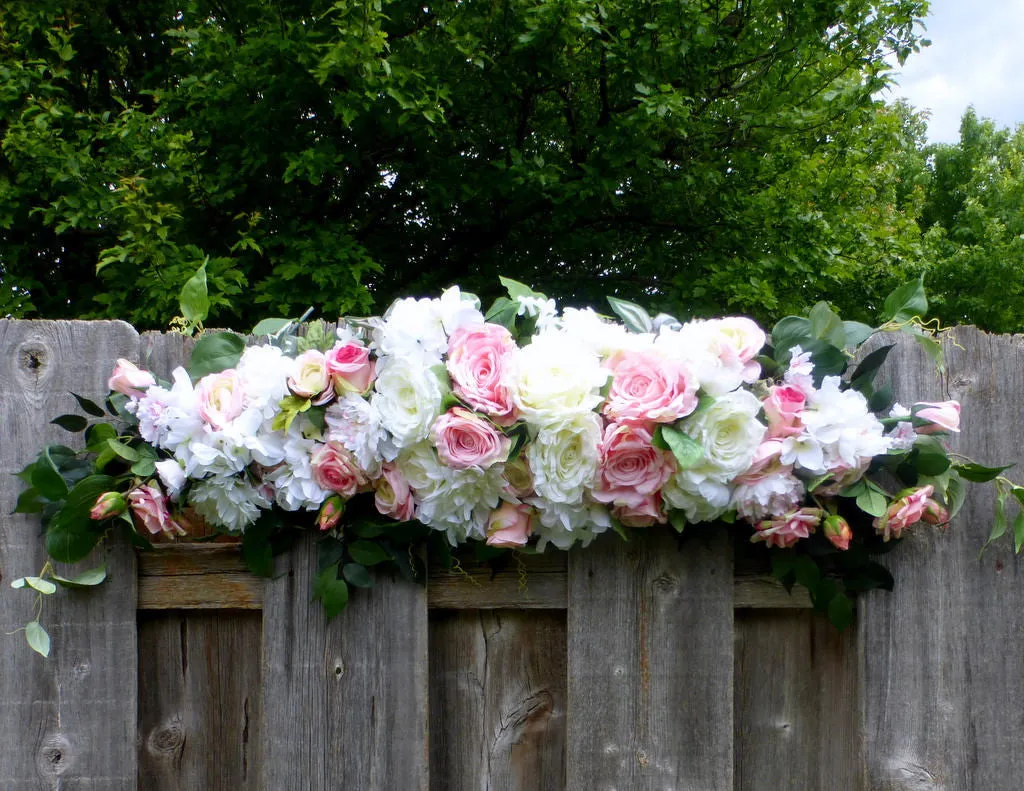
860,327 -> 1024,790
260,533 -> 429,789
735,610 -> 865,790
138,611 -> 262,789
430,610 -> 567,790
138,545 -> 262,610
0,320 -> 140,789
566,528 -> 734,791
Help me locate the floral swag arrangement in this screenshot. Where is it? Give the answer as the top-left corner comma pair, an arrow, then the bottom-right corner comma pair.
11,277 -> 1014,656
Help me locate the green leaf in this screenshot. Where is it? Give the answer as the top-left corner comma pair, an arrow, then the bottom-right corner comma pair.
131,458 -> 156,477
499,276 -> 545,302
51,565 -> 107,589
945,474 -> 967,519
25,576 -> 56,595
912,448 -> 950,476
252,317 -> 292,336
912,332 -> 944,373
985,492 -> 1008,549
51,414 -> 88,432
187,332 -> 245,379
484,297 -> 519,330
26,621 -> 50,658
71,392 -> 106,417
842,321 -> 875,349
809,301 -> 846,348
45,475 -> 116,563
606,296 -> 653,333
1014,511 -> 1024,554
342,562 -> 374,588
668,510 -> 686,534
658,425 -> 704,469
10,578 -> 26,589
856,487 -> 887,518
954,462 -> 1014,483
85,423 -> 118,452
881,275 -> 927,324
849,345 -> 894,392
313,565 -> 350,620
348,540 -> 391,566
242,521 -> 275,577
770,316 -> 812,363
13,488 -> 44,514
179,258 -> 210,325
106,439 -> 139,462
827,593 -> 854,631
31,456 -> 68,501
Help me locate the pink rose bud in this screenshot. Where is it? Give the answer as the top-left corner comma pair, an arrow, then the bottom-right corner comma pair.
317,496 -> 345,531
311,442 -> 368,498
913,400 -> 960,434
90,491 -> 127,521
108,358 -> 156,398
823,514 -> 853,551
431,407 -> 512,469
874,485 -> 934,541
614,494 -> 667,528
128,485 -> 186,538
751,507 -> 823,549
763,384 -> 806,438
326,341 -> 376,395
922,498 -> 950,526
288,350 -> 331,400
486,502 -> 534,548
374,463 -> 416,522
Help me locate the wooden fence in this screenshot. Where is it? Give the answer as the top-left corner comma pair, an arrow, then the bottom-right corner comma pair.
1,319 -> 1022,790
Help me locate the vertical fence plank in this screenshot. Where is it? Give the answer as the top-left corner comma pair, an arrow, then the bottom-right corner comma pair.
138,612 -> 262,789
0,320 -> 139,789
261,534 -> 429,789
566,528 -> 733,791
734,611 -> 865,790
429,609 -> 567,790
861,328 -> 1024,790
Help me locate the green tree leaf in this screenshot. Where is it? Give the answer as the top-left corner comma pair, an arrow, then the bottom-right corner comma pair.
179,258 -> 210,325
881,276 -> 927,324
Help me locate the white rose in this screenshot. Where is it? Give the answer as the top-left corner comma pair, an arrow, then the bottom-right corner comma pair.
661,475 -> 732,523
526,412 -> 602,505
514,335 -> 608,421
372,364 -> 444,449
681,389 -> 766,482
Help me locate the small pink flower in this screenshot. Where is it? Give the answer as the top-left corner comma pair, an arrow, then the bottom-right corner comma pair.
326,341 -> 376,395
763,385 -> 805,438
874,485 -> 934,540
375,463 -> 416,522
913,401 -> 960,434
823,514 -> 853,551
196,369 -> 245,429
128,485 -> 185,538
311,442 -> 368,498
614,494 -> 667,527
602,350 -> 698,425
486,502 -> 534,547
317,496 -> 345,531
108,358 -> 155,398
431,407 -> 511,469
90,491 -> 126,520
289,350 -> 331,401
446,323 -> 519,426
752,507 -> 822,549
593,422 -> 675,508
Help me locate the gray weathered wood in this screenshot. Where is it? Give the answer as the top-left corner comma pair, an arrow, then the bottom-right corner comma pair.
138,611 -> 262,789
0,320 -> 140,789
429,610 -> 567,790
735,610 -> 865,790
260,533 -> 429,789
860,327 -> 1024,790
566,528 -> 734,791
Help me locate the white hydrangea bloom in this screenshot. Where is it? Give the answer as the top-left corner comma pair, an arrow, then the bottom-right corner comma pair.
189,476 -> 271,533
730,469 -> 804,522
437,286 -> 485,335
134,367 -> 203,450
263,430 -> 331,511
516,295 -> 560,333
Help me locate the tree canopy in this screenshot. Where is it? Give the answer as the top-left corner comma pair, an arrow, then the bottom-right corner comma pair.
0,0 -> 969,330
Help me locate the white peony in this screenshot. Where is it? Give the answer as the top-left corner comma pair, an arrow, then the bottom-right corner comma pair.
662,475 -> 732,523
371,363 -> 444,449
530,498 -> 611,551
189,476 -> 271,533
513,335 -> 608,422
730,469 -> 805,522
557,307 -> 653,357
325,393 -> 391,474
371,296 -> 448,363
236,345 -> 293,418
263,430 -> 331,511
526,412 -> 602,505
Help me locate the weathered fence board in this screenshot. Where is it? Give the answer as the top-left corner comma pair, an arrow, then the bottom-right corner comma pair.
429,609 -> 567,790
0,320 -> 140,789
260,534 -> 429,789
138,611 -> 262,789
860,328 -> 1024,790
566,530 -> 734,790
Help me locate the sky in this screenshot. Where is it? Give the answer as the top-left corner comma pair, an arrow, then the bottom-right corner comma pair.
886,0 -> 1024,143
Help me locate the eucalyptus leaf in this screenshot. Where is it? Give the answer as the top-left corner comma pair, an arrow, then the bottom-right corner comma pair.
51,565 -> 108,589
26,621 -> 50,657
606,296 -> 653,333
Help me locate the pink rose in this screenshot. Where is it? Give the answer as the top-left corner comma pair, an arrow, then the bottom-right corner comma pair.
592,422 -> 675,507
913,400 -> 960,434
614,494 -> 667,527
289,350 -> 331,402
431,407 -> 511,469
90,491 -> 126,520
128,485 -> 185,538
751,507 -> 822,549
763,385 -> 805,438
375,463 -> 416,522
486,502 -> 534,547
602,350 -> 698,425
311,442 -> 368,498
196,369 -> 245,429
874,485 -> 933,541
317,496 -> 345,531
108,358 -> 156,398
446,323 -> 519,426
823,514 -> 853,551
326,341 -> 376,395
